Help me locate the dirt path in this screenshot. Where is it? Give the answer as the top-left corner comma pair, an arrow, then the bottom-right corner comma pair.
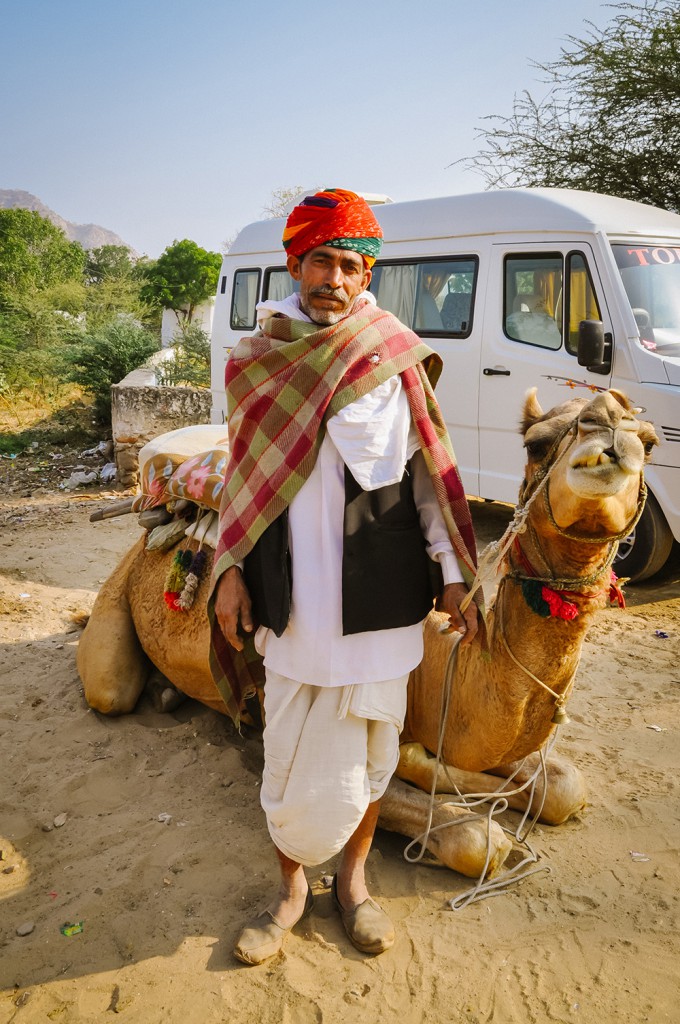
1,492 -> 679,1023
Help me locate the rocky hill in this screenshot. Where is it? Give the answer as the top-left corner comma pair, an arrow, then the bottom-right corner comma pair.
0,189 -> 133,252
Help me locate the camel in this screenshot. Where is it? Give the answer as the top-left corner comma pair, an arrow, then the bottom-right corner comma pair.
78,388 -> 657,883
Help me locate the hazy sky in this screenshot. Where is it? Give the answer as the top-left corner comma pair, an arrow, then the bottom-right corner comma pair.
2,0 -> 645,257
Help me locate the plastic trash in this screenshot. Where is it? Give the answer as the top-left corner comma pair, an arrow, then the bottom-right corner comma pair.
63,470 -> 99,490
60,922 -> 84,936
81,441 -> 110,458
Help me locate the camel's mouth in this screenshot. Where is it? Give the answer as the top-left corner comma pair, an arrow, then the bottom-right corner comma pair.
566,435 -> 640,494
566,448 -> 639,498
570,450 -> 617,470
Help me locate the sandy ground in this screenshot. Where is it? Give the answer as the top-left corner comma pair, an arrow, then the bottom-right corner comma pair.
1,489 -> 679,1024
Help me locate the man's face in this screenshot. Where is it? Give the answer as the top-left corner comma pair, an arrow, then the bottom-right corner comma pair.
286,246 -> 372,325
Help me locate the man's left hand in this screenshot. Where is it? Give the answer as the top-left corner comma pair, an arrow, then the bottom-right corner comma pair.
436,583 -> 478,646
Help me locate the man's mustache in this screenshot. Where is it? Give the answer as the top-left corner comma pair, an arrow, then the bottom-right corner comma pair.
309,286 -> 347,301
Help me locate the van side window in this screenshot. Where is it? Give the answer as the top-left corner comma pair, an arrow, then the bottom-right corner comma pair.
504,255 -> 563,350
263,268 -> 300,301
370,258 -> 477,336
566,252 -> 602,355
230,269 -> 261,330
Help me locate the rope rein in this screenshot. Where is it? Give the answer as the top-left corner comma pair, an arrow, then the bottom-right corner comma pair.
494,576 -> 582,709
403,636 -> 553,908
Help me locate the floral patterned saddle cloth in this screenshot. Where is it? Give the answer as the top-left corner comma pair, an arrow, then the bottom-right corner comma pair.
132,424 -> 229,514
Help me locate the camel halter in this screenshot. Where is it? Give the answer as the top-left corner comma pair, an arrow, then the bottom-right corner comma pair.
456,416 -> 581,619
460,411 -> 647,612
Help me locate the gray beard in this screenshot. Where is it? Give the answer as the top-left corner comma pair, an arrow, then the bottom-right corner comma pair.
308,309 -> 347,325
299,295 -> 355,326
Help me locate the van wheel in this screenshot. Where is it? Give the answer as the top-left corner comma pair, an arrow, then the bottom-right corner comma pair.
614,492 -> 673,583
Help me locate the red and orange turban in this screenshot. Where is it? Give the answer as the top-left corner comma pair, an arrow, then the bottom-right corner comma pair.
282,188 -> 383,268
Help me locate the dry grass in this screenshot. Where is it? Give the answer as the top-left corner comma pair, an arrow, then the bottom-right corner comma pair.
0,385 -> 100,456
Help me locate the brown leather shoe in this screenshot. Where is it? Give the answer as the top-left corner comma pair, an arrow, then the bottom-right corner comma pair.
332,875 -> 394,954
233,887 -> 314,966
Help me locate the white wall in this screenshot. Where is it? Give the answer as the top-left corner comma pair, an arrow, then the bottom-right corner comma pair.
161,299 -> 215,347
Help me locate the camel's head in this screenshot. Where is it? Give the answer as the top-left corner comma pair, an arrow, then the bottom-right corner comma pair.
520,388 -> 659,541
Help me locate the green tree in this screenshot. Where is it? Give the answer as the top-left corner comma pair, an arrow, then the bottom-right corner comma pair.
141,239 -> 221,325
463,1 -> 680,212
82,276 -> 158,333
85,244 -> 136,283
83,247 -> 159,331
0,209 -> 86,297
1,281 -> 84,349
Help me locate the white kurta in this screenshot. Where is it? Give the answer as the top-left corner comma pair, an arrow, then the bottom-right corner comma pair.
255,377 -> 462,686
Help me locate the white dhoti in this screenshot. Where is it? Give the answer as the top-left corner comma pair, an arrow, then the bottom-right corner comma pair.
260,670 -> 408,866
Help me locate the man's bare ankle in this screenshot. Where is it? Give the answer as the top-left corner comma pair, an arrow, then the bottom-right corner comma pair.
335,869 -> 369,909
280,869 -> 308,894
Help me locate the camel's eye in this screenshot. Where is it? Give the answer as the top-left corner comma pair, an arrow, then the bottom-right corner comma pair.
644,440 -> 655,455
524,439 -> 548,459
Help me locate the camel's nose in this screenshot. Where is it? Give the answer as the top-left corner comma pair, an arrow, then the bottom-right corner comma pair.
578,392 -> 634,433
579,393 -> 617,428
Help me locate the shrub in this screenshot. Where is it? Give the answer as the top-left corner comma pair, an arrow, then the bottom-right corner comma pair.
65,317 -> 160,422
155,322 -> 211,388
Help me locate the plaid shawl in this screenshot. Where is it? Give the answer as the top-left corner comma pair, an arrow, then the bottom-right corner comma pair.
208,302 -> 478,725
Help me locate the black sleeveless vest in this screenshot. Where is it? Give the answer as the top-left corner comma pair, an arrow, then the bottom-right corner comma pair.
243,462 -> 442,638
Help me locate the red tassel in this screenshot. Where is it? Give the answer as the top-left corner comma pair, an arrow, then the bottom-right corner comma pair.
609,571 -> 626,609
541,585 -> 579,621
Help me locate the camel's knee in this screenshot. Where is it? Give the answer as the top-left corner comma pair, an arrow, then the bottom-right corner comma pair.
380,778 -> 512,879
533,762 -> 587,825
77,604 -> 149,715
491,754 -> 588,825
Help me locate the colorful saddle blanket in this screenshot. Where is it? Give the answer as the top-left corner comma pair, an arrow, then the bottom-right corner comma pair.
132,424 -> 229,513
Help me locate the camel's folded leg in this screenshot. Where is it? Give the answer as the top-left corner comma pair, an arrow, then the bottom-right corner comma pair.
397,742 -> 587,826
77,539 -> 151,715
379,777 -> 512,879
486,752 -> 587,825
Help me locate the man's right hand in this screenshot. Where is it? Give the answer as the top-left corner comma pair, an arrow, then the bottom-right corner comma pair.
214,566 -> 253,652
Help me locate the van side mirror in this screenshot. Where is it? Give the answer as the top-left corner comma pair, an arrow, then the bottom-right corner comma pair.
577,320 -> 612,375
578,320 -> 604,366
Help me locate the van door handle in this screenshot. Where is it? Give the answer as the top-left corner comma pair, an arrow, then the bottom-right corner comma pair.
483,367 -> 511,376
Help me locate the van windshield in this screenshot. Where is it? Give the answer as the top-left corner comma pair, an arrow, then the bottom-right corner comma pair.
612,243 -> 680,355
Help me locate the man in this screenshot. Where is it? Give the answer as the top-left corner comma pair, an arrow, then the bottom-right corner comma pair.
209,188 -> 479,965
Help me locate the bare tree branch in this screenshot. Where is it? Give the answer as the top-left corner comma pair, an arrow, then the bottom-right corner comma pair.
460,1 -> 680,212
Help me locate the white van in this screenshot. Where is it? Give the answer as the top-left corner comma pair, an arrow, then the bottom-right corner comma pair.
210,188 -> 680,582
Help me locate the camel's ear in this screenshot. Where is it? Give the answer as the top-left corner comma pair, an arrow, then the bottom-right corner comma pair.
608,388 -> 634,412
520,387 -> 544,433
